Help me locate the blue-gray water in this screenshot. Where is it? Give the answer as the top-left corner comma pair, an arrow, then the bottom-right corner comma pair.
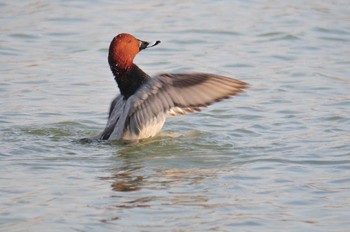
1,1 -> 350,231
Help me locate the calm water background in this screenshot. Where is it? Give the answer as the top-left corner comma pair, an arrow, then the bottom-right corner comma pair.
1,0 -> 350,231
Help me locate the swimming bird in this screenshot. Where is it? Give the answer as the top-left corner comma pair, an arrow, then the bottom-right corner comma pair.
99,33 -> 247,142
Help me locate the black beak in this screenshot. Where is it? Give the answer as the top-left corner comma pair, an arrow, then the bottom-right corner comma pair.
139,40 -> 161,51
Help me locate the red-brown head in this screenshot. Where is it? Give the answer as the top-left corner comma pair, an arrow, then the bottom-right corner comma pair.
108,33 -> 160,72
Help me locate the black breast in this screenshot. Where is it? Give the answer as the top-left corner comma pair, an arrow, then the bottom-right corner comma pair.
114,64 -> 150,99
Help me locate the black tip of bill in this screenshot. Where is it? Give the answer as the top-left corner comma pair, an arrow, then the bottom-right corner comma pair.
150,40 -> 161,47
140,40 -> 161,50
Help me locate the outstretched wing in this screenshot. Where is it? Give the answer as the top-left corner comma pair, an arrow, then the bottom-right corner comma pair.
122,73 -> 248,137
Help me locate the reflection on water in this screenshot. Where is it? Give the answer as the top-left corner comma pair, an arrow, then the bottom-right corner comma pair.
1,0 -> 350,231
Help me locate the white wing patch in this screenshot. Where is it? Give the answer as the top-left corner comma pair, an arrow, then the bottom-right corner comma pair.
167,106 -> 201,116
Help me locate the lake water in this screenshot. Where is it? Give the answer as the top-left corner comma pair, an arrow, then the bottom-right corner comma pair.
1,0 -> 350,231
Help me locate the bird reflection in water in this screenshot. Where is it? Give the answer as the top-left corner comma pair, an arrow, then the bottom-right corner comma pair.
111,172 -> 143,192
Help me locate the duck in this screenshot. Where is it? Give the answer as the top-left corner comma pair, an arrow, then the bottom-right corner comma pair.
99,33 -> 248,142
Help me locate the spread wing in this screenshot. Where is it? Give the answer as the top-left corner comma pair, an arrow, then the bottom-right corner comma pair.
123,73 -> 248,137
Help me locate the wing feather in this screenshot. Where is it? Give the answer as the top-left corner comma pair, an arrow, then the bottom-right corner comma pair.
122,73 -> 248,137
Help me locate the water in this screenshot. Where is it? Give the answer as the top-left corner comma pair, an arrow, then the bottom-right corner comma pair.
1,0 -> 350,231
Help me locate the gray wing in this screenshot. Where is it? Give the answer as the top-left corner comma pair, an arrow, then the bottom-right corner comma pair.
124,73 -> 248,137
108,96 -> 119,118
100,95 -> 124,140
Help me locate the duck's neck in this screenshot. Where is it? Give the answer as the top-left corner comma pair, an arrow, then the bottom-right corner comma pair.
110,64 -> 150,99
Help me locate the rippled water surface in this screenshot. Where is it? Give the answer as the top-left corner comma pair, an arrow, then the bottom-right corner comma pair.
1,1 -> 350,231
